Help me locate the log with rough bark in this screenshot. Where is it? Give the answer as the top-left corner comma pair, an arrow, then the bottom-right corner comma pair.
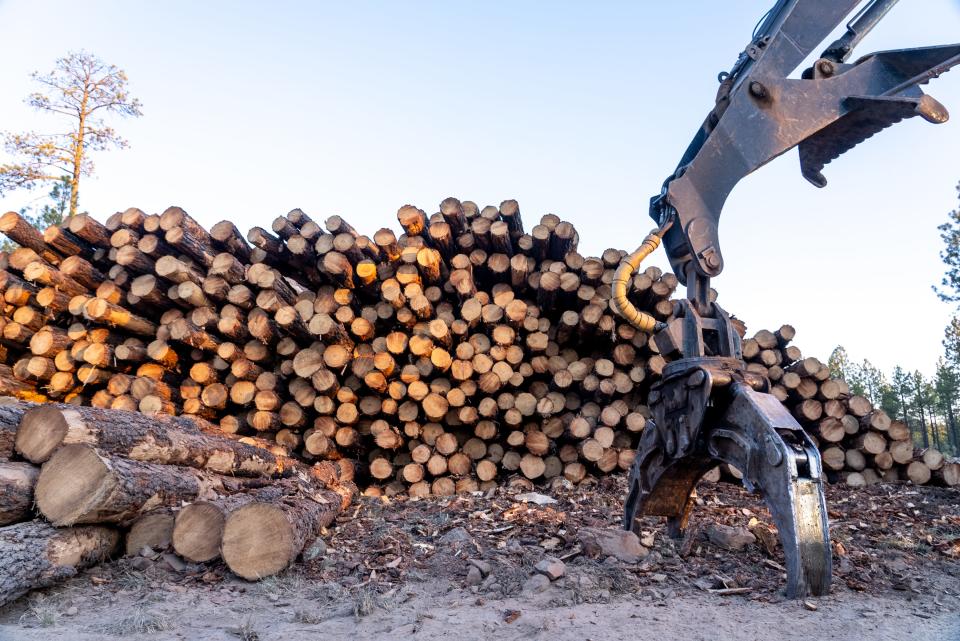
172,484 -> 292,563
34,444 -> 267,526
0,399 -> 36,460
16,404 -> 294,476
0,462 -> 39,526
221,484 -> 342,579
0,520 -> 119,607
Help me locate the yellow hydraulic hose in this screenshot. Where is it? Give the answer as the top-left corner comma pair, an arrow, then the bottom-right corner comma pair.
611,223 -> 671,332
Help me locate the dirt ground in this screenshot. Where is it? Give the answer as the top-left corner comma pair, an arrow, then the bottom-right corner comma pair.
1,479 -> 958,641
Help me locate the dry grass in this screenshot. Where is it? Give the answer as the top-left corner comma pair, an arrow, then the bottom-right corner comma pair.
227,618 -> 260,641
18,596 -> 60,628
98,606 -> 172,635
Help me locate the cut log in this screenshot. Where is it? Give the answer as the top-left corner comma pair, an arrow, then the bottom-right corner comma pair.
125,509 -> 175,555
889,439 -> 914,465
0,520 -> 119,607
939,462 -> 960,487
921,448 -> 944,471
906,460 -> 931,485
221,487 -> 341,579
35,444 -> 265,526
173,484 -> 292,562
0,462 -> 39,526
0,400 -> 36,460
16,405 -> 292,476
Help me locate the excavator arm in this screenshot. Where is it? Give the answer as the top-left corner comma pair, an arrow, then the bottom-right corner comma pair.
650,0 -> 959,285
615,0 -> 959,598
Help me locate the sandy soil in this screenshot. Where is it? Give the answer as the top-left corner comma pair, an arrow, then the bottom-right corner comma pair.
2,574 -> 958,641
1,481 -> 957,641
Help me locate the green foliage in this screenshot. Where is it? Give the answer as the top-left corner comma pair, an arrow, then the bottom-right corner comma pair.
934,359 -> 960,451
835,351 -> 886,406
943,317 -> 960,368
828,347 -> 959,455
889,366 -> 913,424
827,346 -> 850,380
0,176 -> 69,252
0,51 -> 142,216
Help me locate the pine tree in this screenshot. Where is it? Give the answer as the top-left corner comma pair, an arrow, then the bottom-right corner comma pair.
891,366 -> 913,429
827,346 -> 851,380
0,175 -> 70,251
857,359 -> 886,407
912,370 -> 931,448
0,52 -> 142,216
934,359 -> 959,454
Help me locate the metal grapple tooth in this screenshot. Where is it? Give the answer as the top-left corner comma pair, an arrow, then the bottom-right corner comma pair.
710,384 -> 833,597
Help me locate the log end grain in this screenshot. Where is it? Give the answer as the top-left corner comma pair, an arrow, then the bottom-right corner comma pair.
125,511 -> 174,555
221,503 -> 299,580
172,502 -> 225,562
35,444 -> 114,526
16,405 -> 84,463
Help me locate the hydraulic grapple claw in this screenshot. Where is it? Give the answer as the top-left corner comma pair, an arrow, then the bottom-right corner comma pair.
621,302 -> 832,598
711,384 -> 832,597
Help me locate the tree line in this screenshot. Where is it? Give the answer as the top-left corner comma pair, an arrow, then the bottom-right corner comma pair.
828,344 -> 960,456
841,182 -> 960,458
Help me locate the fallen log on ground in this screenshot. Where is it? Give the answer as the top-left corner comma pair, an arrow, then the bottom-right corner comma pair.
125,509 -> 175,555
172,484 -> 295,563
16,404 -> 294,476
222,486 -> 342,579
0,462 -> 38,526
34,444 -> 270,526
0,520 -> 119,607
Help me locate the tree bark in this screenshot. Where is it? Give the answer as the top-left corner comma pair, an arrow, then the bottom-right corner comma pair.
35,444 -> 267,526
0,462 -> 39,526
221,487 -> 341,579
16,405 -> 291,476
172,484 -> 295,563
0,520 -> 119,607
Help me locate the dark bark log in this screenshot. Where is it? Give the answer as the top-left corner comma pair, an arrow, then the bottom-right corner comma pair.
0,520 -> 119,607
16,404 -> 293,476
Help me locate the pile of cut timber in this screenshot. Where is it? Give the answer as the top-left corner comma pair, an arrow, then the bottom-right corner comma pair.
0,203 -> 956,494
0,400 -> 352,605
737,327 -> 958,488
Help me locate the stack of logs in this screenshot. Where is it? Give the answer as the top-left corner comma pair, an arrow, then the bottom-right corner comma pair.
737,327 -> 959,488
0,202 -> 956,495
0,400 -> 353,605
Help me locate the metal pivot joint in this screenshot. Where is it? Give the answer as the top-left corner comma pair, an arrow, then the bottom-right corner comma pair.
650,0 -> 960,284
616,0 -> 957,599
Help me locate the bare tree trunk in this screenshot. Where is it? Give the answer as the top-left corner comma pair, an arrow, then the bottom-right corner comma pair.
68,79 -> 90,217
949,402 -> 960,455
918,402 -> 930,448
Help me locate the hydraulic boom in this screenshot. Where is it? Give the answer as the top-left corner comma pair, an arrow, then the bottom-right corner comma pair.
615,0 -> 959,598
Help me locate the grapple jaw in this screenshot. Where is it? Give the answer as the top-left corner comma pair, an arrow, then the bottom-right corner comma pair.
624,377 -> 832,598
622,303 -> 832,598
711,384 -> 832,597
799,44 -> 960,188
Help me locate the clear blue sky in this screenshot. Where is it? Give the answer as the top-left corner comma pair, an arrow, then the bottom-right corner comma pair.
1,1 -> 959,377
